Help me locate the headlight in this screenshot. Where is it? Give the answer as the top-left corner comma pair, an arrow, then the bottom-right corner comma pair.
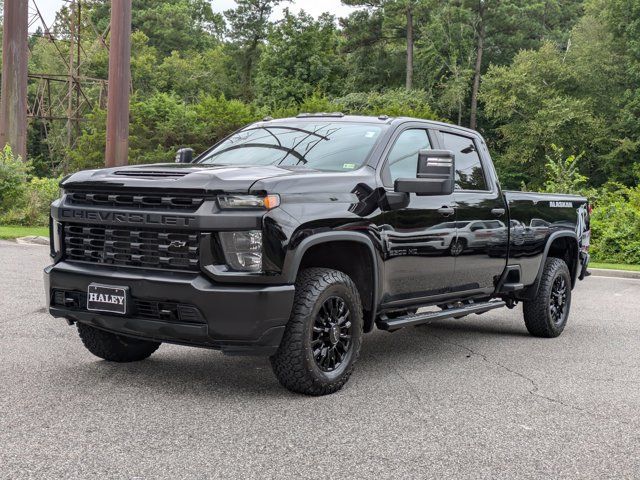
217,194 -> 280,210
219,231 -> 263,272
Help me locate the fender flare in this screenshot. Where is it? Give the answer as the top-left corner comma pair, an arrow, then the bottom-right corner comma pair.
525,231 -> 579,299
282,231 -> 382,323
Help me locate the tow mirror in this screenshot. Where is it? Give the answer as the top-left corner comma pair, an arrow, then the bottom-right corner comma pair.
175,147 -> 194,164
394,149 -> 455,196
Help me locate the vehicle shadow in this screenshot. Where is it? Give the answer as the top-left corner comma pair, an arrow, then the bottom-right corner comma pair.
58,316 -> 530,398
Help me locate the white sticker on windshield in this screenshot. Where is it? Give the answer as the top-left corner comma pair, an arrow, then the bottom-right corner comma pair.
343,163 -> 356,169
365,131 -> 377,138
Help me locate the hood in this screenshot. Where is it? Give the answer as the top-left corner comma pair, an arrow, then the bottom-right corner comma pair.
61,163 -> 320,193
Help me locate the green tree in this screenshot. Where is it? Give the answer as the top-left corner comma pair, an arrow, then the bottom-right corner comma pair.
85,0 -> 224,56
542,144 -> 589,195
255,10 -> 346,103
339,9 -> 405,92
225,0 -> 291,99
481,43 -> 605,189
342,0 -> 427,90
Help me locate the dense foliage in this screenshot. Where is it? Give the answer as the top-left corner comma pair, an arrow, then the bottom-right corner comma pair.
0,146 -> 61,227
3,0 -> 640,261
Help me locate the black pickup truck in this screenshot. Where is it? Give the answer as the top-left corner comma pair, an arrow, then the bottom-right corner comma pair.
45,114 -> 590,395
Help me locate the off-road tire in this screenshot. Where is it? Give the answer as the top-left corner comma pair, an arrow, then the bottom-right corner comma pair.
77,323 -> 161,362
270,268 -> 363,395
523,257 -> 572,338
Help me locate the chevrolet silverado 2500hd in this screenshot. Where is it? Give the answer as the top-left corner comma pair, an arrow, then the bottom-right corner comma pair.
45,114 -> 590,395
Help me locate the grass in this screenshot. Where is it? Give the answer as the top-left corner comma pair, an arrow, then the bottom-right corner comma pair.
0,225 -> 49,240
590,262 -> 640,272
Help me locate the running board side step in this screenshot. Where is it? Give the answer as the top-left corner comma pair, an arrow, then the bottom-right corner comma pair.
377,300 -> 506,331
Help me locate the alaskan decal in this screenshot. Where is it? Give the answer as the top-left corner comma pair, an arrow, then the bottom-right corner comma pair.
549,201 -> 573,208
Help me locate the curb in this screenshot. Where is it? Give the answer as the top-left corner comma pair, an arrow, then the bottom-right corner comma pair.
15,236 -> 50,246
589,268 -> 640,280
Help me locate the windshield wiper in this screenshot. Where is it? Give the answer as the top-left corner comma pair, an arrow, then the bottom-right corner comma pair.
204,143 -> 308,164
241,125 -> 331,141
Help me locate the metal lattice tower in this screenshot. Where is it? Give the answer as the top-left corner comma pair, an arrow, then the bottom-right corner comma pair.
26,0 -> 109,170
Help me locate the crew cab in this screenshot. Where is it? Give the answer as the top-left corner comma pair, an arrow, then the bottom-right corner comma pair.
45,114 -> 590,395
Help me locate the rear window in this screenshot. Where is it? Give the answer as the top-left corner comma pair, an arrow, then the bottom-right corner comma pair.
198,122 -> 384,172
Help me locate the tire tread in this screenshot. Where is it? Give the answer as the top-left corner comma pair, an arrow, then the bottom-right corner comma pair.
77,323 -> 161,362
270,268 -> 363,396
523,257 -> 571,338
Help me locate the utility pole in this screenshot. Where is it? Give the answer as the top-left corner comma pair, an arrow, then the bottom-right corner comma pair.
105,0 -> 132,167
0,0 -> 29,160
67,0 -> 76,150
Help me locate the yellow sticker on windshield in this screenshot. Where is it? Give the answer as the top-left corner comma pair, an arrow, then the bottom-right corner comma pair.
343,163 -> 356,169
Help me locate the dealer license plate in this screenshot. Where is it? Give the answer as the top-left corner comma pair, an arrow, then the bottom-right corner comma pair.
87,284 -> 128,315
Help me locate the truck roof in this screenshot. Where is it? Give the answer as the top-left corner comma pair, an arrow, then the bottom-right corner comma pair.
261,114 -> 480,136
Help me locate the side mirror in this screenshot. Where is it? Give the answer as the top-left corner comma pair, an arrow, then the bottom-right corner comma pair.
175,147 -> 194,164
394,149 -> 455,196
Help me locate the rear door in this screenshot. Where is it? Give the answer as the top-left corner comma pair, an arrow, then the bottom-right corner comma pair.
377,125 -> 458,304
438,129 -> 508,294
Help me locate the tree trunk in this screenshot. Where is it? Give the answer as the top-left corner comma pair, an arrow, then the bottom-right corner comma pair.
470,7 -> 485,131
405,3 -> 414,90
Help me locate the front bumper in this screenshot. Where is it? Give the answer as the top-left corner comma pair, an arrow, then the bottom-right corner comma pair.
45,261 -> 295,356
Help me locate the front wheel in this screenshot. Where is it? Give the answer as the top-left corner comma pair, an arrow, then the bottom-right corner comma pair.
77,323 -> 161,362
523,257 -> 572,338
270,268 -> 363,395
449,238 -> 466,257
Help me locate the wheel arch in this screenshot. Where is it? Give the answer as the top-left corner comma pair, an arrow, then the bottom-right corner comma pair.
284,232 -> 381,333
522,231 -> 579,300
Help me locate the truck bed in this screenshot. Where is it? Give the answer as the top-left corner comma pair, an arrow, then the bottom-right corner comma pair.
504,191 -> 590,287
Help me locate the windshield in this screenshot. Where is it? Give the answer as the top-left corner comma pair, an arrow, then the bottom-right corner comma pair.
197,122 -> 384,172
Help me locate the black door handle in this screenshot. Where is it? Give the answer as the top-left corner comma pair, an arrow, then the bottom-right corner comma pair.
438,206 -> 455,216
491,208 -> 506,217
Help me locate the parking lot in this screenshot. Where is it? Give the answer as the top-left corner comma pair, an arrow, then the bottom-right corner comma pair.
1,240 -> 638,479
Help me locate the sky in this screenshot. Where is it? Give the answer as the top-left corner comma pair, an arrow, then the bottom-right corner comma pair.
34,0 -> 357,30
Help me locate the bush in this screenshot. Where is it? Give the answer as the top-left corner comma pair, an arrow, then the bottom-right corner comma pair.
0,145 -> 31,213
542,144 -> 590,195
589,183 -> 640,264
17,177 -> 61,226
0,145 -> 60,227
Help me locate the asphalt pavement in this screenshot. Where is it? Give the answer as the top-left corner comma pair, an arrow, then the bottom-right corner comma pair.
1,240 -> 639,479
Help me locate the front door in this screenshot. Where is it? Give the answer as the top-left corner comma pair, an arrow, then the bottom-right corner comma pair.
377,127 -> 458,305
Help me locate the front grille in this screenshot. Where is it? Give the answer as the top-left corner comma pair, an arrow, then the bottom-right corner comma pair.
66,191 -> 205,211
52,290 -> 205,324
63,224 -> 200,271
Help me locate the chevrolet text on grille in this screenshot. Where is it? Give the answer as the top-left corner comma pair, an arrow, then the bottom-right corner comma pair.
59,208 -> 197,227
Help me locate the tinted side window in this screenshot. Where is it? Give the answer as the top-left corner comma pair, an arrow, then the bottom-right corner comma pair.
441,132 -> 488,190
387,129 -> 431,182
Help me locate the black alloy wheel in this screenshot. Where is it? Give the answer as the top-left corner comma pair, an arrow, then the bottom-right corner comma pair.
549,275 -> 568,325
312,296 -> 353,372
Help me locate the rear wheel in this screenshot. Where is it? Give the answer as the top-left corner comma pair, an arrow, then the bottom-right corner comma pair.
77,323 -> 161,362
523,258 -> 572,338
270,268 -> 363,395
